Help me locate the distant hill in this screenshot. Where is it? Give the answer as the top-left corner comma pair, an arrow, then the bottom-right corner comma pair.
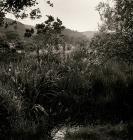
62,29 -> 97,41
62,29 -> 90,45
0,18 -> 33,37
62,29 -> 88,40
0,18 -> 96,43
81,31 -> 97,39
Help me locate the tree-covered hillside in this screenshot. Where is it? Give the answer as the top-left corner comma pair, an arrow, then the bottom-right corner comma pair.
0,18 -> 33,36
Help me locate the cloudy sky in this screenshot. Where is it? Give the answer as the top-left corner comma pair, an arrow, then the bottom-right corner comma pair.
7,0 -> 107,32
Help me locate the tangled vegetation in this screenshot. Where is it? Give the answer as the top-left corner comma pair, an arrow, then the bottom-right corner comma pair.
1,0 -> 133,140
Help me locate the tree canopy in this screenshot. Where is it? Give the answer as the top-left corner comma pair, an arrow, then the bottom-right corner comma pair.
0,0 -> 53,25
34,15 -> 65,49
91,0 -> 133,64
96,0 -> 133,40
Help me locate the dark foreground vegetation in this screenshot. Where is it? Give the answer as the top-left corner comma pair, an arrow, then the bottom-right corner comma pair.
64,123 -> 133,140
1,0 -> 133,140
1,44 -> 133,139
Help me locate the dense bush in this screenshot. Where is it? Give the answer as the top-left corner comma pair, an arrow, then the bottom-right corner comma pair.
1,42 -> 133,139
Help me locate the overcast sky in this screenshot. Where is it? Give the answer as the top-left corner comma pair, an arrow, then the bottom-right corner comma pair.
7,0 -> 107,32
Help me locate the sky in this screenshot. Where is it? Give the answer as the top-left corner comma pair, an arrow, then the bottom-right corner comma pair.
6,0 -> 107,32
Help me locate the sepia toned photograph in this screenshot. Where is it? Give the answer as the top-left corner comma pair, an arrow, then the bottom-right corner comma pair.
0,0 -> 133,139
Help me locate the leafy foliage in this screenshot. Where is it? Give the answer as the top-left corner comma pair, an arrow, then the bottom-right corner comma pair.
90,32 -> 133,64
96,0 -> 133,41
35,15 -> 65,48
93,0 -> 133,64
0,0 -> 53,27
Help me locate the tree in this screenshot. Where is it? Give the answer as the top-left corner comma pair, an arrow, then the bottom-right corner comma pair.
97,0 -> 133,41
92,0 -> 133,64
0,0 -> 53,25
30,15 -> 65,63
96,1 -> 116,32
35,15 -> 65,50
90,32 -> 133,64
0,11 -> 5,26
114,0 -> 133,43
24,28 -> 34,37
